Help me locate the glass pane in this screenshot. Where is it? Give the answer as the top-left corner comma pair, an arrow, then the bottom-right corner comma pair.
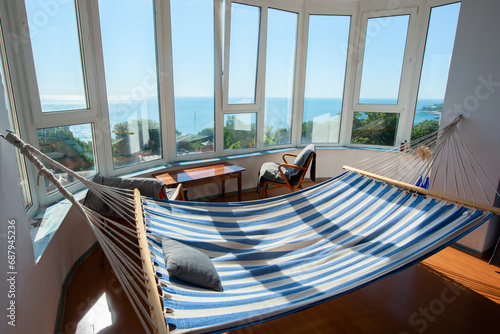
99,0 -> 162,168
1,26 -> 32,209
412,3 -> 460,141
351,112 -> 399,146
171,0 -> 215,156
24,0 -> 86,112
223,113 -> 256,150
359,15 -> 410,104
227,3 -> 260,104
264,9 -> 298,146
302,15 -> 350,144
37,124 -> 96,193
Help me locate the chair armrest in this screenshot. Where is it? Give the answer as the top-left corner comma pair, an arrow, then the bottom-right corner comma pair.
282,153 -> 298,164
277,163 -> 307,191
279,163 -> 308,172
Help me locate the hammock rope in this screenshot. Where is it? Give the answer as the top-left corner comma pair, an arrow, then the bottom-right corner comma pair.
2,131 -> 163,334
345,115 -> 500,213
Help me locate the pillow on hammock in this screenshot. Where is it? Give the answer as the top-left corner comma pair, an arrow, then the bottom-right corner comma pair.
161,237 -> 223,291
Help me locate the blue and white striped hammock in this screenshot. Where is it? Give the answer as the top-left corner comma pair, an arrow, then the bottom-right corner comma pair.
143,171 -> 493,333
3,125 -> 497,334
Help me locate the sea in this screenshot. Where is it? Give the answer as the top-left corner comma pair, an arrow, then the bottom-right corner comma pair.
41,97 -> 443,143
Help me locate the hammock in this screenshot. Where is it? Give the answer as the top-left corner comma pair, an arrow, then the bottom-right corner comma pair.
143,172 -> 493,333
2,115 -> 499,334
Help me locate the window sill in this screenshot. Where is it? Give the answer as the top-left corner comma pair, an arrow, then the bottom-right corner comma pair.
30,189 -> 88,263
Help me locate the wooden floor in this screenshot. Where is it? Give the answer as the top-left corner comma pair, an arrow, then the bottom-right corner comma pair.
59,181 -> 500,334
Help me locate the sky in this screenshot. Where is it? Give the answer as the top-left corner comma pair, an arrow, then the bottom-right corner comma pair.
304,15 -> 351,99
359,14 -> 410,101
24,0 -> 461,104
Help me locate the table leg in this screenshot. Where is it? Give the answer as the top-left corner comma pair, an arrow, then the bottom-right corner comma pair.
222,180 -> 225,198
238,172 -> 242,202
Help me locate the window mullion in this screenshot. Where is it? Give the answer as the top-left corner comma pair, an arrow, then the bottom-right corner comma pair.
156,0 -> 177,163
214,0 -> 224,154
255,5 -> 268,149
84,0 -> 114,177
291,8 -> 308,148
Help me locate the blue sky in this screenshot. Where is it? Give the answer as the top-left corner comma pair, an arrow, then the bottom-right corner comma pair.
25,0 -> 460,102
304,15 -> 351,99
418,2 -> 461,100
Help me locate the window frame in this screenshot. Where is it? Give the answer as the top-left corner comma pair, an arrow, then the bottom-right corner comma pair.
18,0 -> 103,206
352,8 -> 418,113
299,12 -> 353,145
0,0 -> 462,212
0,13 -> 34,215
222,0 -> 303,154
347,7 -> 420,149
223,1 -> 264,112
404,1 -> 461,142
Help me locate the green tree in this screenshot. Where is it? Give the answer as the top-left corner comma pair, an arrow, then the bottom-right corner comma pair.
411,119 -> 439,141
37,126 -> 95,170
301,120 -> 314,143
351,112 -> 398,146
223,115 -> 255,150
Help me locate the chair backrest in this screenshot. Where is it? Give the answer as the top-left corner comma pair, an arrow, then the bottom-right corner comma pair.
83,175 -> 165,216
289,144 -> 315,177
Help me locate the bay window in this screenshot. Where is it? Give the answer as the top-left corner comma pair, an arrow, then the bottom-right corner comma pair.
0,0 -> 462,213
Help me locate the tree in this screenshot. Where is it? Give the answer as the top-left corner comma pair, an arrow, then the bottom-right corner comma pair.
351,112 -> 398,146
301,120 -> 314,143
411,119 -> 439,141
37,126 -> 94,171
223,116 -> 256,150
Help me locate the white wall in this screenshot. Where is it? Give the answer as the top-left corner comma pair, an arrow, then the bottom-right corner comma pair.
438,0 -> 500,254
0,77 -> 96,333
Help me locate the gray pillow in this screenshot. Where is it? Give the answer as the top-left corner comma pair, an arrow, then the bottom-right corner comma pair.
161,237 -> 222,291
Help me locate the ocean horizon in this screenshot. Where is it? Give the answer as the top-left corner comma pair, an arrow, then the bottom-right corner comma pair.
41,96 -> 443,143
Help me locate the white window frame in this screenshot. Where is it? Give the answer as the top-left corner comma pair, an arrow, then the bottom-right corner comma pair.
0,0 -> 462,212
221,0 -> 303,153
296,5 -> 357,147
222,0 -> 265,113
400,0 -> 459,142
0,11 -> 35,217
87,0 -> 169,174
347,7 -> 420,149
15,0 -> 101,206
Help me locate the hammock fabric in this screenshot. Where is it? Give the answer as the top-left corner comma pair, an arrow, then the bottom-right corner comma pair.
143,171 -> 493,333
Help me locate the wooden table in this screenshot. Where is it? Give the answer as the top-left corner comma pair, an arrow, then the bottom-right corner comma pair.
153,162 -> 246,201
